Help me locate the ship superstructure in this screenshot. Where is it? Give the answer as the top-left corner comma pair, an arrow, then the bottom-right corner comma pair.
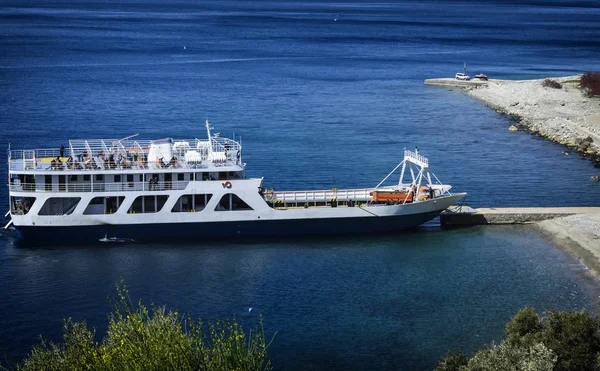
6,121 -> 466,242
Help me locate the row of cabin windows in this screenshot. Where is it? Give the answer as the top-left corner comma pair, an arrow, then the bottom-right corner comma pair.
13,194 -> 254,216
13,172 -> 242,191
37,172 -> 240,183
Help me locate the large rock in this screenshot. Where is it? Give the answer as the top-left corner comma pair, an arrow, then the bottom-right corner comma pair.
577,136 -> 594,153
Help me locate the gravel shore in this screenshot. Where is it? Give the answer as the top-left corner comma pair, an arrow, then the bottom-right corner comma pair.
538,214 -> 600,278
465,75 -> 600,161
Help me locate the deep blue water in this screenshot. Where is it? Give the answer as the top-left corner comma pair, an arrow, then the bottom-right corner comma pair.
1,1 -> 600,369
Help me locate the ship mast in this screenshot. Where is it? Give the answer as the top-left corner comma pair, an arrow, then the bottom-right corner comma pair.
205,119 -> 214,159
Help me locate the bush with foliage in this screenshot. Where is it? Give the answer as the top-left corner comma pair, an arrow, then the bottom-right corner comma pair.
542,78 -> 562,89
5,280 -> 272,371
436,307 -> 600,371
580,72 -> 600,97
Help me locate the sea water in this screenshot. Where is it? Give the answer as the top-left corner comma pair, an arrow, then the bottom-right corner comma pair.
1,1 -> 599,369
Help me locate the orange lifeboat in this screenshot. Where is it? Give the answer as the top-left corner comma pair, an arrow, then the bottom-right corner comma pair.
372,191 -> 413,203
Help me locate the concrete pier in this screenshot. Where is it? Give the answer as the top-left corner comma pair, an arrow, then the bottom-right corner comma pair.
424,78 -> 489,88
440,206 -> 600,226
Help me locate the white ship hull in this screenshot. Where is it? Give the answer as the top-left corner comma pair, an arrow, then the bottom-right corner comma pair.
9,178 -> 465,242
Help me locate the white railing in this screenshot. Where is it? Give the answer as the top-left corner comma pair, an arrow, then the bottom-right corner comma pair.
404,149 -> 428,167
8,181 -> 190,193
8,137 -> 243,172
270,189 -> 373,203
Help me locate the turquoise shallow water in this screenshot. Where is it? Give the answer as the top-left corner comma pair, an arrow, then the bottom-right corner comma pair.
1,0 -> 600,369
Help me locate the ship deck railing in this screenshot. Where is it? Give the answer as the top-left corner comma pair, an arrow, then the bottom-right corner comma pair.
268,189 -> 374,203
8,180 -> 191,193
8,137 -> 242,172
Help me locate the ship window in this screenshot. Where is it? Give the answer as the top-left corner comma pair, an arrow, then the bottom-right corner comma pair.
114,175 -> 121,182
45,175 -> 52,191
17,174 -> 35,191
171,194 -> 212,212
96,174 -> 103,181
71,175 -> 78,182
215,194 -> 253,211
128,195 -> 169,214
83,175 -> 90,181
38,197 -> 81,216
83,196 -> 125,215
127,174 -> 134,182
218,172 -> 227,180
178,173 -> 184,181
10,196 -> 36,215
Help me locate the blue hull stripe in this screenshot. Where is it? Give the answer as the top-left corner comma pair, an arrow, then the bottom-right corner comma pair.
15,212 -> 440,242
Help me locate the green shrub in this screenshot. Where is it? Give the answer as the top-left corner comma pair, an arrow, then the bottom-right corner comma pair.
464,341 -> 556,371
435,350 -> 468,371
505,306 -> 544,347
11,280 -> 272,371
438,307 -> 600,371
541,310 -> 600,371
542,78 -> 562,89
580,72 -> 600,97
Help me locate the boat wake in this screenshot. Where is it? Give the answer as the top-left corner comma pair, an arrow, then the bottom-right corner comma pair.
99,234 -> 135,243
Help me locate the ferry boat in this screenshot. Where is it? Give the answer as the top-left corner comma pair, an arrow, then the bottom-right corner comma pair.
5,121 -> 466,242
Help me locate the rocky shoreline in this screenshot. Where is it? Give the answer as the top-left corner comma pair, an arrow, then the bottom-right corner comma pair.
464,75 -> 600,166
460,74 -> 600,277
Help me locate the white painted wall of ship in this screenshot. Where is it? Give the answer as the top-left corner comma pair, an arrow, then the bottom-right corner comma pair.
9,177 -> 464,227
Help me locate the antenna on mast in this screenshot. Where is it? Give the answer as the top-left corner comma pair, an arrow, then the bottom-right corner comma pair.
118,134 -> 139,142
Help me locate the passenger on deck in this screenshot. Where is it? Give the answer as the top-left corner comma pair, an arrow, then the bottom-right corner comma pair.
66,156 -> 74,170
108,153 -> 115,169
60,144 -> 65,158
170,156 -> 178,168
55,156 -> 63,170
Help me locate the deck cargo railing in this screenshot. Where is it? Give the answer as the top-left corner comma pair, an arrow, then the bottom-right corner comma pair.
269,189 -> 373,203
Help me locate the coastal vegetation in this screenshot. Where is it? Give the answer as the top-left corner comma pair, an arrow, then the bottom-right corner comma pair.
3,281 -> 272,371
542,78 -> 562,89
436,307 -> 600,371
581,73 -> 600,97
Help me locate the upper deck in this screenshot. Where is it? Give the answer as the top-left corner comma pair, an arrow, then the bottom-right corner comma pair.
8,121 -> 244,174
